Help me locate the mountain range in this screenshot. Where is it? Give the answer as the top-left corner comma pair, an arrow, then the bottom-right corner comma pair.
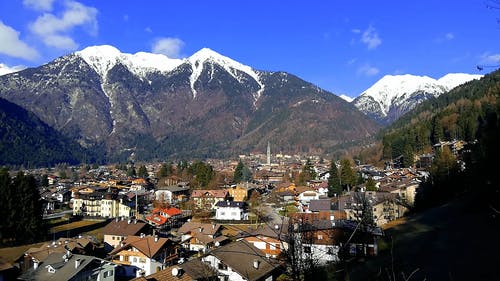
0,45 -> 379,162
352,73 -> 483,124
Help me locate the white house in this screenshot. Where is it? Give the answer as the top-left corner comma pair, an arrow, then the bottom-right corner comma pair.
215,201 -> 248,221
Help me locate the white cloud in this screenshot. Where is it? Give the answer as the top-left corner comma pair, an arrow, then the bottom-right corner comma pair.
361,25 -> 381,50
357,64 -> 380,76
152,37 -> 185,58
0,63 -> 26,76
0,21 -> 39,61
480,53 -> 500,64
23,0 -> 55,12
351,28 -> 361,34
29,0 -> 98,50
445,32 -> 454,40
144,27 -> 152,33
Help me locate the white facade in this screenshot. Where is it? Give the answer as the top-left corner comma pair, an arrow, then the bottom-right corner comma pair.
298,191 -> 320,206
302,243 -> 339,265
215,206 -> 248,221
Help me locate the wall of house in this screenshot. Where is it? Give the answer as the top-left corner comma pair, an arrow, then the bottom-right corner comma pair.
216,206 -> 246,220
202,255 -> 246,281
302,243 -> 339,265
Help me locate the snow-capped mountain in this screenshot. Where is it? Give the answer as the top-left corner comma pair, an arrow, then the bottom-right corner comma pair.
339,94 -> 354,103
0,45 -> 378,160
353,73 -> 482,124
0,63 -> 25,76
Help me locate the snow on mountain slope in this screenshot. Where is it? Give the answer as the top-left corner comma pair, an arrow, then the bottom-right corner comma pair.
0,63 -> 25,76
76,45 -> 183,79
187,48 -> 264,100
353,73 -> 482,123
438,73 -> 483,89
339,94 -> 353,102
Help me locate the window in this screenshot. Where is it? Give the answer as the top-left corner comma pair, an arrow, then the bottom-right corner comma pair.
218,262 -> 228,270
133,257 -> 137,263
327,247 -> 334,255
303,246 -> 311,253
317,234 -> 323,240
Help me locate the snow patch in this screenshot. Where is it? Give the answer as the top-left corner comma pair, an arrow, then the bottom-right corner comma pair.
339,94 -> 353,103
76,45 -> 182,79
186,48 -> 264,101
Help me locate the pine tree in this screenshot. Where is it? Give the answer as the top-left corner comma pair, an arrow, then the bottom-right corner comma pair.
365,177 -> 377,191
340,159 -> 356,192
137,165 -> 148,178
327,160 -> 341,197
233,161 -> 244,183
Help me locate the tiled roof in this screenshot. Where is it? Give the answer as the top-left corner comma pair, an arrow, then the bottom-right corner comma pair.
178,222 -> 221,236
208,240 -> 281,281
102,219 -> 148,236
109,236 -> 172,258
131,259 -> 217,281
215,200 -> 246,208
191,189 -> 228,198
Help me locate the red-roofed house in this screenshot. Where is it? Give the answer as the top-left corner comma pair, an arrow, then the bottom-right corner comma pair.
146,207 -> 182,228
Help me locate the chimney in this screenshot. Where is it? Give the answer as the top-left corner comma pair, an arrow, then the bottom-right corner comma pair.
253,259 -> 260,269
140,233 -> 145,238
212,223 -> 215,229
127,219 -> 131,224
75,258 -> 81,269
154,235 -> 159,243
33,260 -> 39,270
172,267 -> 183,277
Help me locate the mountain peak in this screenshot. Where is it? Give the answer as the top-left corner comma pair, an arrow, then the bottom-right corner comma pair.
76,45 -> 182,78
354,72 -> 483,123
186,48 -> 264,100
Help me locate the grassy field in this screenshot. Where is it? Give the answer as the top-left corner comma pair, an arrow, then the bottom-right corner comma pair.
348,193 -> 500,281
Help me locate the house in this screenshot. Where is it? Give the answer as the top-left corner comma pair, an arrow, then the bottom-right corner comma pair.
201,240 -> 282,281
308,198 -> 332,213
72,191 -> 136,218
227,184 -> 253,201
109,235 -> 178,277
130,259 -> 217,281
296,186 -> 320,207
339,192 -> 408,227
294,220 -> 343,265
24,236 -> 97,270
145,207 -> 183,228
191,189 -> 228,210
243,224 -> 289,259
215,201 -> 248,221
178,222 -> 228,253
155,184 -> 190,204
18,253 -> 121,281
102,218 -> 150,253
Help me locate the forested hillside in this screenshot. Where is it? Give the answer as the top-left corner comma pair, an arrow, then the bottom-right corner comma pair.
381,69 -> 500,165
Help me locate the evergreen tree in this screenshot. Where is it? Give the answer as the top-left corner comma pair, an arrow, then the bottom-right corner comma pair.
127,165 -> 137,177
158,162 -> 173,178
297,158 -> 316,185
327,160 -> 341,197
137,165 -> 148,178
340,159 -> 356,191
233,161 -> 244,183
365,177 -> 377,191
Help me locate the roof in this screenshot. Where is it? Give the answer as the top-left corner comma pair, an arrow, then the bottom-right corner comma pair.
131,259 -> 217,281
208,240 -> 281,281
191,189 -> 228,198
109,235 -> 172,258
18,253 -> 116,281
309,199 -> 332,212
178,222 -> 221,236
215,200 -> 247,208
102,219 -> 148,236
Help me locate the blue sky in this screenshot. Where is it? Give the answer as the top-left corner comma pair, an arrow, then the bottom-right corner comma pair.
0,0 -> 499,98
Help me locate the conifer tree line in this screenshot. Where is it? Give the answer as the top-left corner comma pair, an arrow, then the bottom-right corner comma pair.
0,168 -> 45,246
